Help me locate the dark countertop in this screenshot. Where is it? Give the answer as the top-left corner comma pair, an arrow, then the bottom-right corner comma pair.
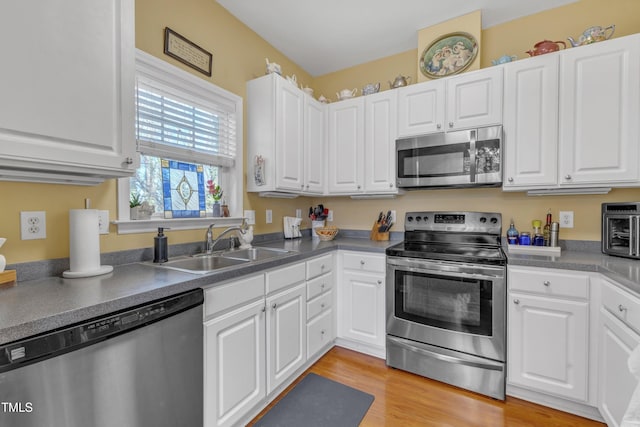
0,237 -> 396,346
2,235 -> 639,346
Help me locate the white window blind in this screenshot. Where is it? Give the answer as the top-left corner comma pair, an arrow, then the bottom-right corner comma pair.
135,78 -> 237,168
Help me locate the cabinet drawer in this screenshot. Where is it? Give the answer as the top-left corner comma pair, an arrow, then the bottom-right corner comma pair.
307,272 -> 333,301
266,262 -> 306,294
307,308 -> 333,358
307,289 -> 333,320
306,254 -> 333,279
508,266 -> 589,299
342,252 -> 385,273
204,274 -> 264,318
602,279 -> 640,334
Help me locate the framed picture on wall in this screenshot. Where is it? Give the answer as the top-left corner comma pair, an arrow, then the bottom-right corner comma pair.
163,27 -> 213,77
419,32 -> 478,79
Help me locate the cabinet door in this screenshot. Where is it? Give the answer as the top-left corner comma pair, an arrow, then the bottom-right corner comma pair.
446,67 -> 503,130
307,308 -> 334,358
275,78 -> 305,191
266,283 -> 306,393
327,98 -> 365,194
304,97 -> 326,194
599,308 -> 640,427
397,80 -> 445,137
364,91 -> 398,193
0,0 -> 136,181
204,300 -> 266,427
559,35 -> 640,185
503,55 -> 559,189
338,270 -> 385,348
508,293 -> 589,401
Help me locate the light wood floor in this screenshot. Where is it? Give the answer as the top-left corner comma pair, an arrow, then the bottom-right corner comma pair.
249,346 -> 606,427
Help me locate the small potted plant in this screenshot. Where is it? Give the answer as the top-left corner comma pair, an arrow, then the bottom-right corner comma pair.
130,193 -> 143,220
207,180 -> 224,217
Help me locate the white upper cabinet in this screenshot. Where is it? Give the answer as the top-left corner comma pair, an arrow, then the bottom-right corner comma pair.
247,74 -> 325,195
397,81 -> 445,137
503,34 -> 640,192
559,35 -> 640,186
327,97 -> 365,194
304,97 -> 326,194
397,67 -> 502,137
0,0 -> 136,185
446,67 -> 503,131
503,54 -> 560,189
364,91 -> 398,193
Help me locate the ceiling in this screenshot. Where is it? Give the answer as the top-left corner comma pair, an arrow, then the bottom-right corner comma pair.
216,0 -> 577,76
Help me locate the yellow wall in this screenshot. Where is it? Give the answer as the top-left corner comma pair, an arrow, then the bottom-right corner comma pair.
1,0 -> 640,264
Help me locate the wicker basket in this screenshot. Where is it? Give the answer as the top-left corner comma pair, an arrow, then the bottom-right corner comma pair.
315,226 -> 339,241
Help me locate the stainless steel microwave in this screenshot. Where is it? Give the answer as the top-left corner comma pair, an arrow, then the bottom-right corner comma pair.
602,202 -> 640,259
396,125 -> 502,189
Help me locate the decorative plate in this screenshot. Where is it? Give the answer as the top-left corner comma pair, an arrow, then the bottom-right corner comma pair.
419,32 -> 478,79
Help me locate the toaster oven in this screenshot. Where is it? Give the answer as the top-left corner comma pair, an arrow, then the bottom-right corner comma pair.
602,202 -> 640,259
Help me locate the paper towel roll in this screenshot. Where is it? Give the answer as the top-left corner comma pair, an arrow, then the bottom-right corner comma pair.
63,209 -> 112,278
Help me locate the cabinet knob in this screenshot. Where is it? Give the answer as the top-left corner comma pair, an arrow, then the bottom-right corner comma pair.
389,182 -> 393,188
508,177 -> 514,183
357,185 -> 361,190
437,123 -> 442,129
321,329 -> 325,335
377,280 -> 382,285
513,299 -> 520,305
306,185 -> 309,190
543,281 -> 550,286
321,264 -> 325,270
321,303 -> 325,309
321,283 -> 325,289
449,122 -> 454,128
565,174 -> 572,180
619,304 -> 628,312
301,184 -> 304,189
360,260 -> 365,265
125,157 -> 134,165
272,303 -> 277,310
262,306 -> 266,312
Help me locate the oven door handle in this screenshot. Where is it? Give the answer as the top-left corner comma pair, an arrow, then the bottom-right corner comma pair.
387,335 -> 504,371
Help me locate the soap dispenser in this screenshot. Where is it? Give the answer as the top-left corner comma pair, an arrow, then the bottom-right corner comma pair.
154,228 -> 169,263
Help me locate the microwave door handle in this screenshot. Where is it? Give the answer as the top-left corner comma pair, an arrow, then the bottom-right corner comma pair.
469,129 -> 477,183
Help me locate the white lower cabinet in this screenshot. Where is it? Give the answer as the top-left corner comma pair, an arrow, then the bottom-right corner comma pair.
204,274 -> 266,427
266,283 -> 306,393
204,299 -> 266,427
337,251 -> 386,358
598,278 -> 640,427
204,255 -> 335,427
507,266 -> 590,402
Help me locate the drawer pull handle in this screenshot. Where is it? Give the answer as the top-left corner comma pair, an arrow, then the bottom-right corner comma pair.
513,299 -> 520,305
543,281 -> 550,286
619,304 -> 628,312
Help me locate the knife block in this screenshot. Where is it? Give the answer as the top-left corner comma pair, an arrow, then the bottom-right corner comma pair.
370,221 -> 389,241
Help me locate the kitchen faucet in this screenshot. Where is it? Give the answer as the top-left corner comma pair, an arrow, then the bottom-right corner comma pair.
204,219 -> 249,254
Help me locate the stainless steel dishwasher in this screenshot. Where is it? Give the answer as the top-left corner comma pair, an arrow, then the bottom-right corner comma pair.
0,288 -> 203,427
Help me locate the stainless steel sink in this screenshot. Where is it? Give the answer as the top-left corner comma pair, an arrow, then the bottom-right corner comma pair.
155,255 -> 249,274
221,247 -> 291,262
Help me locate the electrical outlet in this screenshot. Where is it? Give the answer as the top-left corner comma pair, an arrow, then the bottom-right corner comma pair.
295,209 -> 302,218
98,210 -> 110,234
327,210 -> 333,222
20,211 -> 46,240
390,210 -> 397,224
266,209 -> 272,224
559,211 -> 574,228
243,210 -> 256,225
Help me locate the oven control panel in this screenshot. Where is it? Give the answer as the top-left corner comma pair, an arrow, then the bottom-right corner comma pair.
405,211 -> 501,234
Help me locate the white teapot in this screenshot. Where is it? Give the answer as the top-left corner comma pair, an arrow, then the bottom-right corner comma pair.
336,88 -> 357,100
265,58 -> 282,75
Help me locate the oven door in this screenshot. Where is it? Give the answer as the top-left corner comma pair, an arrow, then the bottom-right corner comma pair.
396,126 -> 502,188
386,256 -> 505,361
603,214 -> 640,258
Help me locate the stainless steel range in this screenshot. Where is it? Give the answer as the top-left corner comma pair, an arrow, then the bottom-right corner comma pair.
386,211 -> 507,400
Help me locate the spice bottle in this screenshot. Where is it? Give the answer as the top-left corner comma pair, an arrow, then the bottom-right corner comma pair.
543,209 -> 552,246
507,220 -> 519,245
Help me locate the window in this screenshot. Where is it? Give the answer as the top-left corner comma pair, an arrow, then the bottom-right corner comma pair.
116,50 -> 243,234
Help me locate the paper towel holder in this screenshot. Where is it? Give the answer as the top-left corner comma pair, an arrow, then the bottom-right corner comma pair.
62,208 -> 113,279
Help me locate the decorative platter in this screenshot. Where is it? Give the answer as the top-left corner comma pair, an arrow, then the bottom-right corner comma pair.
419,32 -> 478,79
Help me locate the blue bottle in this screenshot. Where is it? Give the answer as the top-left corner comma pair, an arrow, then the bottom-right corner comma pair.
507,220 -> 519,245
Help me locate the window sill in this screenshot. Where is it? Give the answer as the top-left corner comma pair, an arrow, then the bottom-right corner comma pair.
113,216 -> 244,234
